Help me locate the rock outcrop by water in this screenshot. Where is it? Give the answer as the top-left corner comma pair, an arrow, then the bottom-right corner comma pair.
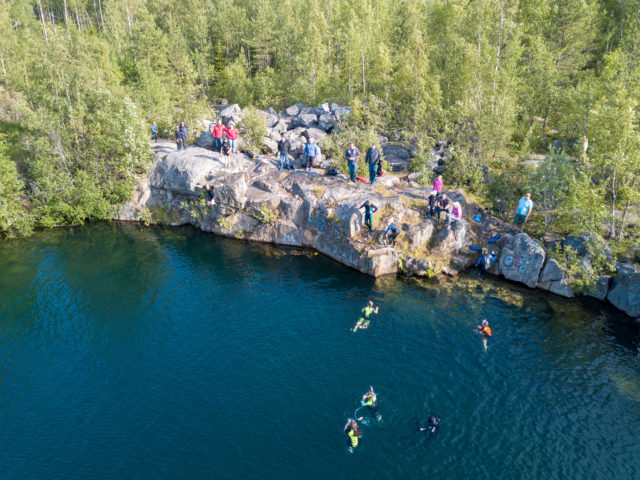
115,142 -> 640,318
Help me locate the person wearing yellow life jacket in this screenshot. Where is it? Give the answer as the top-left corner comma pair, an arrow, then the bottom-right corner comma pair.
344,418 -> 362,448
361,386 -> 378,416
352,301 -> 379,332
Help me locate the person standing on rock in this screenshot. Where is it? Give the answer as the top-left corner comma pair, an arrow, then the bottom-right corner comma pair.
212,118 -> 225,152
278,137 -> 292,170
345,142 -> 360,183
179,121 -> 189,149
151,122 -> 158,142
433,175 -> 443,193
359,200 -> 378,231
174,125 -> 183,151
513,192 -> 533,233
304,138 -> 320,171
365,143 -> 380,184
224,121 -> 239,154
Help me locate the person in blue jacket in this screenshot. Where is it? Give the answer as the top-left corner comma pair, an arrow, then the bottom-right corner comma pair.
476,248 -> 497,279
151,122 -> 158,142
304,138 -> 321,171
384,224 -> 399,246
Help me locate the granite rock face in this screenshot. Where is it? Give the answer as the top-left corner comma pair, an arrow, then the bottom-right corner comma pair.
116,142 -> 639,318
499,233 -> 546,288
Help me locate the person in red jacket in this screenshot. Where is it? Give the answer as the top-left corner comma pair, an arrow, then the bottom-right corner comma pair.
224,121 -> 239,154
211,118 -> 225,152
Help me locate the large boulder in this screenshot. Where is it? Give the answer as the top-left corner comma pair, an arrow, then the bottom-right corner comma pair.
196,130 -> 214,149
537,258 -> 574,298
271,118 -> 292,134
219,103 -> 242,124
430,220 -> 469,255
293,113 -> 318,129
317,113 -> 336,131
381,144 -> 411,172
262,137 -> 278,154
587,276 -> 611,301
498,233 -> 545,288
213,172 -> 248,213
405,222 -> 434,250
316,103 -> 331,115
607,263 -> 640,317
259,111 -> 279,128
306,127 -> 328,144
284,104 -> 301,116
149,151 -> 218,194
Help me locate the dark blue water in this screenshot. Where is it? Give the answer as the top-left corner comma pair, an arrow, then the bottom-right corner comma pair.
0,223 -> 638,479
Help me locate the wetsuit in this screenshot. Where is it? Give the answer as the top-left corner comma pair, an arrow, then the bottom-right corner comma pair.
359,203 -> 378,231
476,251 -> 496,279
359,305 -> 376,327
385,224 -> 399,245
415,414 -> 440,436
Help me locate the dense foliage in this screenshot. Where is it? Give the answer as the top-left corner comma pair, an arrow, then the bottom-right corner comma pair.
0,0 -> 638,246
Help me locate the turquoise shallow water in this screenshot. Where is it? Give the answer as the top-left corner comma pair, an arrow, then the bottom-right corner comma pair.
0,223 -> 639,479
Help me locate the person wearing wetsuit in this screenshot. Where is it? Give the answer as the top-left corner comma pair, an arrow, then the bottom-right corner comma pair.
476,248 -> 497,279
361,386 -> 378,416
359,200 -> 378,231
353,300 -> 379,331
425,191 -> 438,219
478,319 -> 492,350
385,224 -> 399,246
344,418 -> 362,448
415,414 -> 441,436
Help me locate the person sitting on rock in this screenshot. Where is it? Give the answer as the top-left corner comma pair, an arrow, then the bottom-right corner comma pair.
451,202 -> 463,222
425,191 -> 438,219
435,193 -> 451,226
384,223 -> 399,246
359,200 -> 378,231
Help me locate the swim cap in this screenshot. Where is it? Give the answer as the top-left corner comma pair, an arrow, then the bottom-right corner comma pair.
481,319 -> 488,326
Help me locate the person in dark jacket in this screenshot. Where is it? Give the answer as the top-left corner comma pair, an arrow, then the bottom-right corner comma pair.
345,142 -> 360,183
278,138 -> 292,170
424,191 -> 438,219
179,121 -> 189,149
359,200 -> 378,231
435,193 -> 451,226
175,125 -> 183,151
365,143 -> 380,184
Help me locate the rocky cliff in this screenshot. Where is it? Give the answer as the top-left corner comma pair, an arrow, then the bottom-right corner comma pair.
115,142 -> 640,318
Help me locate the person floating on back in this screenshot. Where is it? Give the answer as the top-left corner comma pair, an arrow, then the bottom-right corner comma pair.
513,192 -> 533,233
385,223 -> 399,246
353,300 -> 379,332
344,418 -> 362,449
151,122 -> 158,142
359,200 -> 378,232
365,143 -> 380,184
477,319 -> 492,350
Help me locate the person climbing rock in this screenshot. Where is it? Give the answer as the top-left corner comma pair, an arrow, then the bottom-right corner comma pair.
359,200 -> 378,231
476,248 -> 497,279
385,224 -> 399,246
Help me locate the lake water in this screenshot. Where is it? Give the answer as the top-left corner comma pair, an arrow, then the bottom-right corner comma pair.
0,223 -> 638,480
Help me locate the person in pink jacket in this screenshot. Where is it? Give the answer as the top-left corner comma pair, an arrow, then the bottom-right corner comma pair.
224,121 -> 239,153
433,175 -> 443,192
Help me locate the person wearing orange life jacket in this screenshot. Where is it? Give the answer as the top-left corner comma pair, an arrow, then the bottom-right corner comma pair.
478,319 -> 492,337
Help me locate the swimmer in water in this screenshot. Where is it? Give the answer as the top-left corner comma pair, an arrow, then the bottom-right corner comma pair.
353,301 -> 379,332
477,319 -> 492,350
415,413 -> 441,435
344,418 -> 362,448
361,386 -> 378,416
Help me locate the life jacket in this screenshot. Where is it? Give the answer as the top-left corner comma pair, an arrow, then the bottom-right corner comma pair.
364,393 -> 377,406
362,306 -> 374,318
348,429 -> 359,447
481,325 -> 492,336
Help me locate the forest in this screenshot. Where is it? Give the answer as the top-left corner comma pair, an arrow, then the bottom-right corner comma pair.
0,0 -> 638,262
